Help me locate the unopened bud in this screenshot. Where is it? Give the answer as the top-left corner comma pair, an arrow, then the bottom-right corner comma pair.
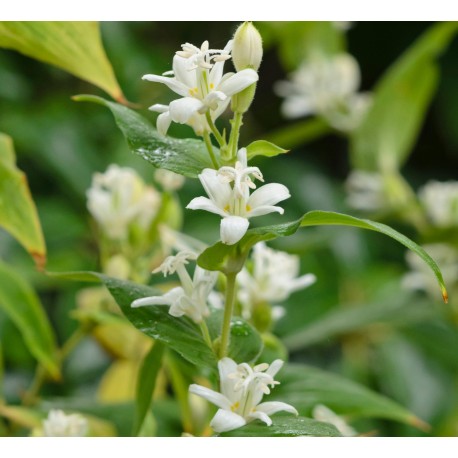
232,22 -> 263,72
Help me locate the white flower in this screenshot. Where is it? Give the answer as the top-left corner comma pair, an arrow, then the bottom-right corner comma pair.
42,409 -> 88,437
154,169 -> 185,191
312,404 -> 357,437
402,243 -> 458,299
86,164 -> 160,240
345,170 -> 386,212
189,357 -> 297,433
238,242 -> 316,318
275,53 -> 371,132
187,148 -> 290,245
143,40 -> 258,136
131,251 -> 217,323
418,180 -> 458,227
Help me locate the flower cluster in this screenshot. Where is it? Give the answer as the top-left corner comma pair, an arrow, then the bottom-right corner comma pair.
187,148 -> 290,245
189,357 -> 297,433
275,53 -> 371,132
419,180 -> 458,228
42,409 -> 88,437
87,164 -> 160,240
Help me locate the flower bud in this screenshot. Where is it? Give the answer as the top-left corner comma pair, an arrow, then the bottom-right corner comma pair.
232,22 -> 263,71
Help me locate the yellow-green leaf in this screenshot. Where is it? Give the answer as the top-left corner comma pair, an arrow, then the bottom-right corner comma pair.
0,133 -> 46,268
0,260 -> 59,379
0,22 -> 125,102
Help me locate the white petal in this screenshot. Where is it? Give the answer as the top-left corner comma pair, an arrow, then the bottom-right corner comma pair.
172,54 -> 196,88
256,401 -> 298,417
142,74 -> 189,98
149,104 -> 169,113
248,183 -> 291,209
332,54 -> 360,97
169,97 -> 204,124
186,196 -> 227,217
221,216 -> 249,245
131,287 -> 184,308
210,409 -> 247,433
287,273 -> 317,293
217,68 -> 259,96
156,111 -> 172,136
266,359 -> 284,378
248,410 -> 272,426
282,96 -> 315,119
199,168 -> 232,209
188,384 -> 232,411
218,357 -> 239,401
247,205 -> 285,218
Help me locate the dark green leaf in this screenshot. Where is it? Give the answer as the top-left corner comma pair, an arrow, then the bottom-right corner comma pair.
132,341 -> 165,436
73,95 -> 218,178
53,271 -> 217,370
0,260 -> 59,379
207,310 -> 263,364
245,140 -> 288,160
0,22 -> 125,102
0,133 -> 46,268
197,210 -> 447,303
269,364 -> 428,430
350,22 -> 458,170
219,415 -> 341,437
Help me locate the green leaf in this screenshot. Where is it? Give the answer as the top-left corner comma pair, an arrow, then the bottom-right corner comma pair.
0,22 -> 125,102
206,310 -> 263,364
0,133 -> 46,268
0,260 -> 59,379
269,364 -> 428,430
245,140 -> 288,160
132,341 -> 165,437
74,95 -> 217,178
53,271 -> 217,370
350,22 -> 458,171
197,210 -> 447,302
219,415 -> 341,437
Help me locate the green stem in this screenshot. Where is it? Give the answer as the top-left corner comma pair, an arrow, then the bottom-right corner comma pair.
203,131 -> 219,169
219,272 -> 237,359
205,112 -> 225,147
200,321 -> 213,350
228,112 -> 244,161
22,364 -> 47,406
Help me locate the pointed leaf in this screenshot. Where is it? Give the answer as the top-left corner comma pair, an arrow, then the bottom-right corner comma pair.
197,210 -> 447,303
219,415 -> 341,437
269,364 -> 428,430
0,133 -> 46,268
0,260 -> 59,379
245,140 -> 288,160
0,22 -> 125,102
74,95 -> 218,178
350,22 -> 458,171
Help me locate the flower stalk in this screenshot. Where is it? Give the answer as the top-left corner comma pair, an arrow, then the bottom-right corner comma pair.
219,272 -> 237,359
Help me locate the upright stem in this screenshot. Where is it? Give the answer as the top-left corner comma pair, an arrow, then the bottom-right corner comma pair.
205,112 -> 225,147
228,112 -> 243,161
203,131 -> 219,169
219,272 -> 237,359
200,321 -> 213,350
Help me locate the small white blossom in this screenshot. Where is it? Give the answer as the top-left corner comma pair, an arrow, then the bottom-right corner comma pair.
275,53 -> 371,132
187,148 -> 290,245
345,170 -> 386,212
418,180 -> 458,227
42,409 -> 88,437
154,169 -> 185,191
131,251 -> 217,323
312,404 -> 357,437
189,357 -> 297,433
87,164 -> 160,240
402,243 -> 458,299
238,242 -> 316,318
143,40 -> 258,136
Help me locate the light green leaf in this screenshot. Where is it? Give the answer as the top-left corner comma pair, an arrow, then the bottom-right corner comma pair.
0,133 -> 46,268
245,140 -> 288,160
197,210 -> 447,302
74,95 -> 217,178
219,415 -> 341,437
350,22 -> 458,171
132,341 -> 165,437
269,364 -> 428,430
0,260 -> 59,379
206,310 -> 263,364
0,22 -> 125,102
